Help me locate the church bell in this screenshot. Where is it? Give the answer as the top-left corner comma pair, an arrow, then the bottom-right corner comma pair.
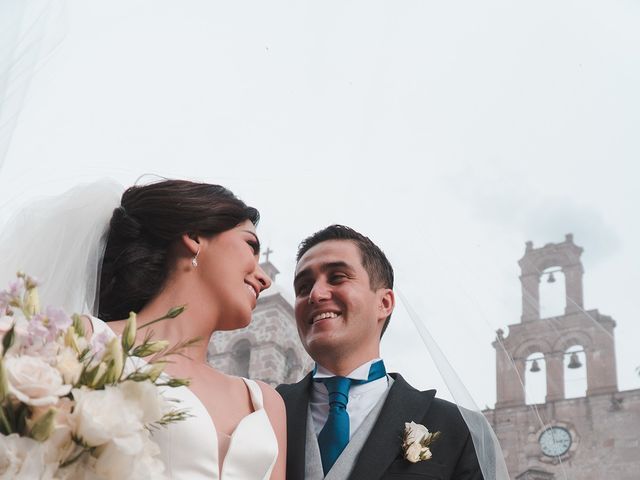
530,359 -> 541,373
567,352 -> 583,369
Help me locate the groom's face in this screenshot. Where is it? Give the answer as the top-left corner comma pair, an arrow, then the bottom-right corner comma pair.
293,240 -> 388,367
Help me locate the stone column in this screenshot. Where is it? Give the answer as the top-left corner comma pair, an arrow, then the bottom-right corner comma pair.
520,273 -> 540,322
563,264 -> 584,314
545,353 -> 565,402
495,342 -> 525,407
586,332 -> 618,395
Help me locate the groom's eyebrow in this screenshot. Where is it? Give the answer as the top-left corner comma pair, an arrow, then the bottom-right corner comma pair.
294,261 -> 352,285
293,269 -> 311,287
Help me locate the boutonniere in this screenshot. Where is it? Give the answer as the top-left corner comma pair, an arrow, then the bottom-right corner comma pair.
402,421 -> 441,463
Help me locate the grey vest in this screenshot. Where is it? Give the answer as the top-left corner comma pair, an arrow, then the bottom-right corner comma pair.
305,377 -> 394,480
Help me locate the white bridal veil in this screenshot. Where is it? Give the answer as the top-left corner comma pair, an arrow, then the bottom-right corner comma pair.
0,0 -> 121,314
0,180 -> 122,315
0,0 -> 65,171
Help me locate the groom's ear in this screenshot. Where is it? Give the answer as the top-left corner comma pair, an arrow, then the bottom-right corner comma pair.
181,233 -> 200,256
377,288 -> 395,322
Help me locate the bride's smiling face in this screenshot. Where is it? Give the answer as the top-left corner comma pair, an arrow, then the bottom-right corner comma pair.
197,220 -> 271,329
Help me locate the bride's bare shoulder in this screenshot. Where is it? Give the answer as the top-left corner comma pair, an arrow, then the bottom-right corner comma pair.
254,380 -> 285,412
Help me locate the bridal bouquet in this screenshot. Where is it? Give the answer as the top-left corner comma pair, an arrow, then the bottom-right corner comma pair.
0,273 -> 191,479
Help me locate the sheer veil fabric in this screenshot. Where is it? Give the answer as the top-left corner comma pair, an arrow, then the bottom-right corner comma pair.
398,292 -> 510,480
0,179 -> 122,315
0,0 -> 66,170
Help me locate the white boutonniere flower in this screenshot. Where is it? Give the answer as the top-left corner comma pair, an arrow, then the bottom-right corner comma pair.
402,421 -> 441,463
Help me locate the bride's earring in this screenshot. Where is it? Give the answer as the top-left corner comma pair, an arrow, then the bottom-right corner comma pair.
191,248 -> 200,268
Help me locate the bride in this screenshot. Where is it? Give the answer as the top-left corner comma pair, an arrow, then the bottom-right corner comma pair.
95,179 -> 286,479
0,178 -> 287,479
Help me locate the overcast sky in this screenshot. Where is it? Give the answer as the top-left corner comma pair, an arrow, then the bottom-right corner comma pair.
1,0 -> 638,410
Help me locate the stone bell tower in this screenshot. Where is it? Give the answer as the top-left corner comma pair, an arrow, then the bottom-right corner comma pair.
495,234 -> 617,408
484,234 -> 640,480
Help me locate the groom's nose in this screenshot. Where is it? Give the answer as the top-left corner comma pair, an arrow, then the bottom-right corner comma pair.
308,280 -> 331,304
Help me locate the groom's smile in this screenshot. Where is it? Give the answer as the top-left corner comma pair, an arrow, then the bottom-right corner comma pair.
310,311 -> 341,324
293,240 -> 391,373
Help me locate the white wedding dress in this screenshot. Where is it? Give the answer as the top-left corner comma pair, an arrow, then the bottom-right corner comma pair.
90,318 -> 279,480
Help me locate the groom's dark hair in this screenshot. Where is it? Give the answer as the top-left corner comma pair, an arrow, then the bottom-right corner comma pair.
296,224 -> 394,336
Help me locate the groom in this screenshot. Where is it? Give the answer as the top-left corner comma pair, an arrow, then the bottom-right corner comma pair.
277,225 -> 483,480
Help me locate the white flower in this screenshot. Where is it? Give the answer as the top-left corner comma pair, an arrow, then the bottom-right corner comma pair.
404,421 -> 429,444
405,442 -> 424,463
5,355 -> 72,406
71,385 -> 144,447
53,452 -> 99,480
55,347 -> 83,385
0,278 -> 26,311
0,433 -> 57,479
402,421 -> 440,464
128,435 -> 167,480
119,380 -> 166,424
93,436 -> 143,479
92,433 -> 167,480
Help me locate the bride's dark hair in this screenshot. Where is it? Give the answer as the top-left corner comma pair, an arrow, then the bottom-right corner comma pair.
98,179 -> 259,321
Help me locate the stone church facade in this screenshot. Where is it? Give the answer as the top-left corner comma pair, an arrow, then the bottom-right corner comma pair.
483,235 -> 640,479
207,260 -> 313,386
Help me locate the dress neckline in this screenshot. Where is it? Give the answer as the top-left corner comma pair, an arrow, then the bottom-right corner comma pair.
89,317 -> 272,479
183,377 -> 265,478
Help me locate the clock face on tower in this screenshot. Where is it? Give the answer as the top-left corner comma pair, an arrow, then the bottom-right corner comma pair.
539,426 -> 572,457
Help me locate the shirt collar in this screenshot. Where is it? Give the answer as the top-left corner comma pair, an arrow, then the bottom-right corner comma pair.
313,358 -> 383,381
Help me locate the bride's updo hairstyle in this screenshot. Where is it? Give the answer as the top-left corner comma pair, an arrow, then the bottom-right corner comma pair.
98,179 -> 259,321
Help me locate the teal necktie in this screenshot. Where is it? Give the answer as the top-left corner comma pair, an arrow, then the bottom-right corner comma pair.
316,360 -> 386,474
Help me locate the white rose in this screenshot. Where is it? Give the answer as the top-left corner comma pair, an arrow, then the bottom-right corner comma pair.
128,435 -> 167,480
404,442 -> 423,463
92,438 -> 140,479
404,421 -> 429,445
53,452 -> 97,480
119,380 -> 166,424
71,386 -> 143,447
0,432 -> 56,479
55,347 -> 83,385
421,446 -> 432,460
5,355 -> 72,406
93,433 -> 167,480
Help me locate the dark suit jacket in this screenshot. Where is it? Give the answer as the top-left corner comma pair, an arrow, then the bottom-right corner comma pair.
277,372 -> 484,480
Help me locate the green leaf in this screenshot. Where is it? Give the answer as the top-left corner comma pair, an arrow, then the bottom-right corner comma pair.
1,324 -> 16,356
0,406 -> 12,435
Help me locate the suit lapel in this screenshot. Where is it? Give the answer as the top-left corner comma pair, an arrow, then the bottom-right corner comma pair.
348,374 -> 436,480
279,373 -> 312,480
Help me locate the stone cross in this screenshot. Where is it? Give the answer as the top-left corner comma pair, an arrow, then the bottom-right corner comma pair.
262,247 -> 274,263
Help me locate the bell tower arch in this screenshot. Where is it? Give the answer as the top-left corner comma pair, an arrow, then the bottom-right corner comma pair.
519,233 -> 584,322
494,235 -> 617,408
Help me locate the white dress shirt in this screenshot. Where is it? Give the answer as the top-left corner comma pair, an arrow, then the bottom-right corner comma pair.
310,358 -> 390,439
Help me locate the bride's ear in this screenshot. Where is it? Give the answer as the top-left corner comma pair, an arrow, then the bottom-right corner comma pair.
181,233 -> 200,256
